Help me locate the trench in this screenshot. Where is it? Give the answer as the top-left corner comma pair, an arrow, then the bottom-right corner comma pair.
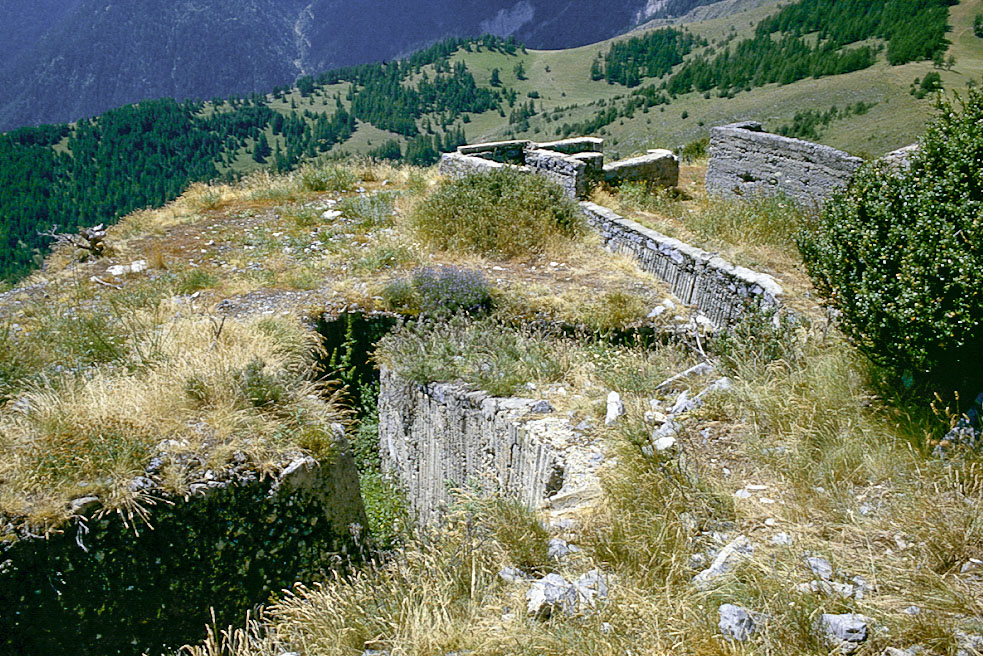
0,313 -> 398,656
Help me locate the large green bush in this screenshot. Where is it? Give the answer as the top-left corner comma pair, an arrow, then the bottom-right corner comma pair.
410,168 -> 583,257
799,89 -> 983,394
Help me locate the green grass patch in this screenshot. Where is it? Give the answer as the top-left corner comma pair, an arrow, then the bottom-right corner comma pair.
409,168 -> 584,258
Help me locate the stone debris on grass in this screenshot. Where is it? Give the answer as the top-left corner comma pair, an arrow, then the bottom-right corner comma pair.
805,555 -> 834,580
815,613 -> 870,654
526,573 -> 578,619
693,535 -> 754,590
605,391 -> 625,425
526,569 -> 609,619
498,567 -> 528,584
548,537 -> 580,560
718,603 -> 759,641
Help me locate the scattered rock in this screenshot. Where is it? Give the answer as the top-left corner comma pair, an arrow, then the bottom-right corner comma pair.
571,569 -> 608,609
526,573 -> 577,619
644,410 -> 668,424
530,400 -> 555,414
498,567 -> 527,584
605,392 -> 625,425
806,555 -> 834,580
957,632 -> 983,656
693,535 -> 754,590
771,532 -> 793,546
902,606 -> 921,616
653,435 -> 677,452
719,603 -> 757,641
816,613 -> 870,654
647,306 -> 667,318
670,390 -> 697,415
548,537 -> 580,560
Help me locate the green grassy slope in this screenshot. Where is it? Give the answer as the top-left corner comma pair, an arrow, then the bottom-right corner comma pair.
441,0 -> 983,158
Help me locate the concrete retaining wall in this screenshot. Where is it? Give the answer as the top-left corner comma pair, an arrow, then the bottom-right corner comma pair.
441,137 -> 680,198
604,149 -> 679,187
525,148 -> 589,199
535,137 -> 604,155
438,152 -> 527,178
706,121 -> 863,208
580,201 -> 783,326
458,139 -> 531,163
379,368 -> 601,525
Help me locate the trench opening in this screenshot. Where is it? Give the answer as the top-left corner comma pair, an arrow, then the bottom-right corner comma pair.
315,312 -> 404,550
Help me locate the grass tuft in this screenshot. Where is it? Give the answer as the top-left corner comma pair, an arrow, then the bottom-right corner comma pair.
410,169 -> 584,258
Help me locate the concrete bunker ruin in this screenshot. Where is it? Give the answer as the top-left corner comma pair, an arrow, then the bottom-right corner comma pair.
439,137 -> 679,199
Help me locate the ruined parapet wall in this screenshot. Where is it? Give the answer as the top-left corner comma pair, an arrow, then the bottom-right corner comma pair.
580,201 -> 783,326
881,143 -> 919,171
458,139 -> 531,163
535,137 -> 604,155
706,121 -> 863,208
604,149 -> 679,187
379,368 -> 602,525
442,137 -> 681,199
438,152 -> 527,178
0,437 -> 366,656
525,148 -> 589,199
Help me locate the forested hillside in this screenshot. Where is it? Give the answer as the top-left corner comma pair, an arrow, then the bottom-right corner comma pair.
0,0 -> 975,283
0,0 -> 670,133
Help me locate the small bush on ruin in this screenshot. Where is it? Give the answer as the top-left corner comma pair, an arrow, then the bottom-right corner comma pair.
412,266 -> 492,316
799,88 -> 983,395
409,168 -> 583,258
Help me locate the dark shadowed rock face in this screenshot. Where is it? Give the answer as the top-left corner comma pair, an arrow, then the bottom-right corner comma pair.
0,0 -> 721,132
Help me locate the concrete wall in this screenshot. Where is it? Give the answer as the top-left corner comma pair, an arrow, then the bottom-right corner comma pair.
580,201 -> 783,327
705,121 -> 863,208
604,149 -> 679,187
379,368 -> 601,525
458,139 -> 531,163
525,148 -> 589,199
0,435 -> 366,655
535,137 -> 604,155
441,137 -> 685,198
438,151 -> 528,178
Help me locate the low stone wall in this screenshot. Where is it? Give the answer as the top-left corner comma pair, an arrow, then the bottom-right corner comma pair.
458,139 -> 531,163
580,201 -> 783,326
525,148 -> 589,199
706,121 -> 863,208
439,152 -> 525,178
604,149 -> 679,187
535,137 -> 604,155
441,137 -> 682,198
379,368 -> 602,525
0,437 -> 366,656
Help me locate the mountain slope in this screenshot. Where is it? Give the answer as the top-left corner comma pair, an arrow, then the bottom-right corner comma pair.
0,0 -> 695,132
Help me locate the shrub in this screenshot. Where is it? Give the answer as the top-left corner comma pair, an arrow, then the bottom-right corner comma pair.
298,164 -> 358,193
799,88 -> 983,394
338,192 -> 396,228
409,168 -> 583,257
411,266 -> 492,316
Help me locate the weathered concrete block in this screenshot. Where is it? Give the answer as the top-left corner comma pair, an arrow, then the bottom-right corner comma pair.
706,121 -> 863,208
579,201 -> 782,327
525,148 -> 589,199
439,152 -> 523,179
378,368 -> 602,525
604,149 -> 679,187
535,137 -> 604,155
458,139 -> 531,163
